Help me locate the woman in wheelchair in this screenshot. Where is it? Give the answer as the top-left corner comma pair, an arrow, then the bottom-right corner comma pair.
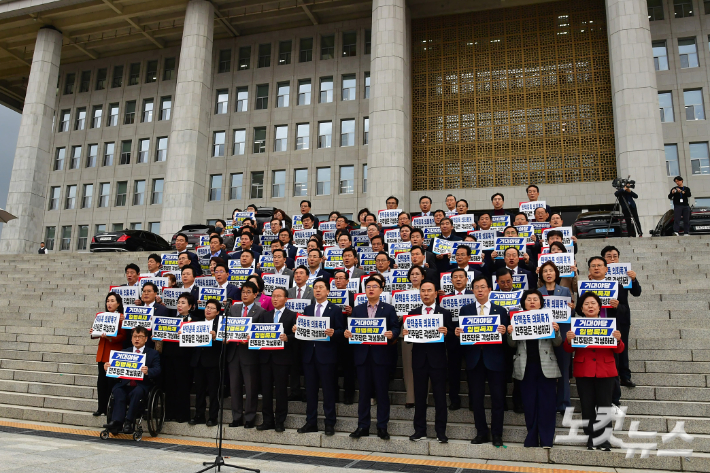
102,326 -> 161,435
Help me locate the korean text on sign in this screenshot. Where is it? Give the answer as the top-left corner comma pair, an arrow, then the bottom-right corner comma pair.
459,315 -> 502,345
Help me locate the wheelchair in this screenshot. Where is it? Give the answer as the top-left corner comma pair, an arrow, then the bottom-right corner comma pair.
100,385 -> 165,441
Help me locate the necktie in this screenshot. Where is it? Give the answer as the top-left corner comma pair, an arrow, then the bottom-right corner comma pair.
458,292 -> 463,296
297,288 -> 302,299
426,307 -> 432,314
316,304 -> 322,317
243,306 -> 248,317
274,310 -> 280,324
346,269 -> 350,279
135,349 -> 140,354
479,304 -> 486,316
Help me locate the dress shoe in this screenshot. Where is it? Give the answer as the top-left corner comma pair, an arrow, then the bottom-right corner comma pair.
437,435 -> 448,443
257,422 -> 274,431
92,410 -> 105,417
471,434 -> 490,444
405,403 -> 414,409
350,427 -> 369,438
620,379 -> 637,388
409,432 -> 426,441
228,420 -> 244,428
206,419 -> 217,427
492,435 -> 504,447
244,420 -> 255,429
275,423 -> 285,433
189,417 -> 205,425
343,393 -> 354,405
377,428 -> 390,440
297,423 -> 318,434
325,425 -> 335,436
122,420 -> 134,434
103,420 -> 121,431
448,400 -> 461,411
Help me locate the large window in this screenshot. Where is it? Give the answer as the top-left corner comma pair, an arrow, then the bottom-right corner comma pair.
339,165 -> 354,194
363,164 -> 368,193
160,96 -> 172,120
659,92 -> 674,122
238,46 -> 251,70
209,175 -> 222,201
98,183 -> 110,207
300,38 -> 313,62
128,63 -> 141,85
684,89 -> 705,120
341,119 -> 355,147
236,87 -> 248,112
82,184 -> 93,208
674,0 -> 694,17
321,34 -> 334,60
142,99 -> 154,122
65,185 -> 77,209
296,123 -> 310,150
318,121 -> 332,148
665,144 -> 680,176
96,224 -> 107,235
63,73 -> 75,95
112,65 -> 123,88
213,131 -> 226,157
250,171 -> 264,199
679,38 -> 699,68
277,82 -> 290,108
48,187 -> 60,210
96,68 -> 107,90
70,146 -> 81,169
124,101 -> 136,124
218,49 -> 231,73
138,139 -> 150,164
690,142 -> 710,174
274,125 -> 288,152
298,79 -> 311,105
133,180 -> 146,205
253,127 -> 266,153
163,57 -> 176,80
75,107 -> 86,130
363,117 -> 369,144
108,103 -> 119,126
59,110 -> 70,132
60,226 -> 72,251
120,140 -> 132,165
233,129 -> 246,155
256,84 -> 269,109
342,75 -> 356,101
342,31 -> 356,57
316,167 -> 330,196
216,89 -> 229,114
294,169 -> 308,196
77,225 -> 89,251
151,179 -> 164,204
54,147 -> 65,171
149,222 -> 161,234
92,106 -> 102,128
145,60 -> 158,83
320,77 -> 333,103
156,137 -> 168,162
45,227 -> 56,251
79,71 -> 91,92
104,142 -> 115,166
648,0 -> 664,20
230,173 -> 243,200
87,144 -> 98,168
364,72 -> 370,99
258,43 -> 271,68
278,41 -> 291,65
272,170 -> 285,198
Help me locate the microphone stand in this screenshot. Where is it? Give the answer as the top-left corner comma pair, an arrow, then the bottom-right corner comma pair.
196,298 -> 259,473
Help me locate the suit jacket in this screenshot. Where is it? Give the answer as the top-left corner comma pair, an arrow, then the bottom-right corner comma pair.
229,249 -> 262,261
310,267 -> 332,279
349,302 -> 400,366
564,339 -> 625,378
190,317 -> 222,368
434,235 -> 462,273
207,249 -> 229,262
287,285 -> 315,303
507,327 -> 562,380
184,251 -> 203,276
116,346 -> 161,388
258,308 -> 298,365
283,243 -> 299,260
447,264 -> 483,281
301,302 -> 344,364
343,266 -> 366,281
459,301 -> 510,372
95,328 -> 127,363
226,302 -> 266,365
261,267 -> 294,287
405,304 -> 455,369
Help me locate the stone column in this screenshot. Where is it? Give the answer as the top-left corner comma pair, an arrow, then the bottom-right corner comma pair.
0,27 -> 62,254
606,0 -> 668,234
160,0 -> 214,238
367,0 -> 412,213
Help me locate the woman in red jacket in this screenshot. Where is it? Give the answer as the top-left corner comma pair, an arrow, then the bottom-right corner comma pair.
90,292 -> 126,417
564,292 -> 623,452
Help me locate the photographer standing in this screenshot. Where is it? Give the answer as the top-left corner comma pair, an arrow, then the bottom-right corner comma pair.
614,184 -> 642,237
669,176 -> 692,236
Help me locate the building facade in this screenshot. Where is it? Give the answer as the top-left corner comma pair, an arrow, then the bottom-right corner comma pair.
0,0 -> 700,253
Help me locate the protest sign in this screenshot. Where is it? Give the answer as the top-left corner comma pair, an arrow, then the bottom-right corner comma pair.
327,289 -> 349,307
538,253 -> 575,278
194,276 -> 218,288
285,299 -> 311,313
323,248 -> 344,269
228,268 -> 253,288
295,315 -> 330,341
198,235 -> 210,247
295,256 -> 308,267
217,316 -> 251,342
422,227 -> 441,246
180,320 -> 213,347
392,290 -> 422,316
121,305 -> 154,330
467,230 -> 497,250
323,231 -> 336,247
258,255 -> 274,271
439,294 -> 477,322
578,280 -> 618,308
319,221 -> 336,232
293,229 -> 317,248
384,228 -> 401,244
348,317 -> 387,344
542,227 -> 573,246
233,212 -> 255,227
139,276 -> 169,289
359,252 -> 378,273
388,242 -> 411,258
352,234 -> 370,247
350,228 -> 367,237
249,323 -> 284,350
489,290 -> 524,311
151,316 -> 182,342
541,244 -> 574,254
291,215 -> 303,230
530,222 -> 551,236
493,237 -> 526,259
571,317 -> 618,348
259,234 -> 277,251
378,209 -> 402,227
491,215 -> 510,231
106,350 -> 145,380
160,288 -> 190,310
519,201 -> 547,220
161,253 -> 180,271
262,273 -> 290,295
387,270 -> 411,291
91,312 -> 120,338
459,315 -> 502,345
411,215 -> 435,228
492,274 -> 529,291
353,292 -> 392,306
452,241 -> 483,264
605,263 -> 632,289
404,314 -> 444,343
431,237 -> 456,255
516,225 -> 535,245
543,296 -> 572,323
109,285 -> 140,303
451,214 -> 475,233
510,310 -> 555,340
395,251 -> 412,270
197,287 -> 227,309
160,270 -> 182,284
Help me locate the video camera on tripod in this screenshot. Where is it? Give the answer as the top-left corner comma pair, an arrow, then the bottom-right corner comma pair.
612,176 -> 635,190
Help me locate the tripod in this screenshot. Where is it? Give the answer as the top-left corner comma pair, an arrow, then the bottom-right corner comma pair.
196,299 -> 259,473
607,193 -> 642,237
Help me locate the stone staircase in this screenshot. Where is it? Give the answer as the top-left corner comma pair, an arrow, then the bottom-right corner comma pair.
1,239 -> 710,471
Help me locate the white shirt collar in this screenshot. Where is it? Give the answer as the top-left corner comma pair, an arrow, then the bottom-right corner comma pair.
183,283 -> 194,290
146,301 -> 155,308
477,300 -> 491,312
507,266 -> 517,273
422,303 -> 436,313
273,265 -> 285,274
218,281 -> 229,289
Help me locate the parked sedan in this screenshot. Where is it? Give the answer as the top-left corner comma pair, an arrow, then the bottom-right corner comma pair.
90,230 -> 171,252
650,206 -> 710,236
572,210 -> 629,239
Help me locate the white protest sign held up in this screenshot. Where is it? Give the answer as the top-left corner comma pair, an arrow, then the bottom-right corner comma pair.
459,315 -> 502,345
179,321 -> 214,347
295,315 -> 330,341
404,314 -> 444,343
510,309 -> 555,341
91,312 -> 121,338
543,296 -> 572,323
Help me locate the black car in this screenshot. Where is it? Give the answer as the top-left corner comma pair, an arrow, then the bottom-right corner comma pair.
650,206 -> 710,236
90,230 -> 171,252
572,210 -> 629,239
170,224 -> 216,250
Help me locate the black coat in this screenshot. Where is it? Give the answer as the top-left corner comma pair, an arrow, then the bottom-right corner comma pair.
406,304 -> 455,370
258,308 -> 298,365
190,318 -> 222,368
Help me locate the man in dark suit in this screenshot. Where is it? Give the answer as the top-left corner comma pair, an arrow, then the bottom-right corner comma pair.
297,279 -> 343,436
175,233 -> 203,276
448,245 -> 484,280
103,326 -> 161,434
456,275 -> 509,446
405,280 -> 454,443
229,233 -> 262,261
410,246 -> 439,289
208,234 -> 230,261
269,240 -> 296,269
286,265 -> 314,401
332,269 -> 357,405
190,300 -> 222,426
261,249 -> 294,286
346,276 -> 400,440
278,229 -> 299,260
213,262 -> 240,301
493,247 -> 537,290
434,218 -> 462,274
227,281 -> 265,428
134,282 -> 167,349
410,230 -> 436,266
444,268 -> 474,411
307,248 -> 332,279
412,195 -> 433,218
257,288 -> 298,432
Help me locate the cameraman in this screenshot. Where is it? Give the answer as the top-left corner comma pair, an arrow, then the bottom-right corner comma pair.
669,176 -> 692,236
614,182 -> 642,237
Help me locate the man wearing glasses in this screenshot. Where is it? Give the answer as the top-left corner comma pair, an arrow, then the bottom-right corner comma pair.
213,262 -> 240,301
